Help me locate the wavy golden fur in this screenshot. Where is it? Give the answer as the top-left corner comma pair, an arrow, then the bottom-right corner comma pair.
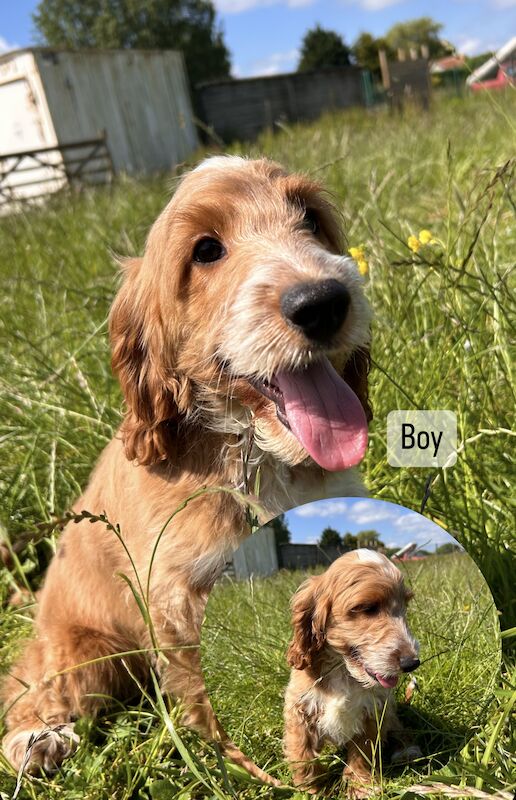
2,156 -> 372,782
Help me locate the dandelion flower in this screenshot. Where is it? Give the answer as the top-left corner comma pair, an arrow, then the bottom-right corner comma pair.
349,245 -> 365,260
419,229 -> 435,245
408,235 -> 420,253
349,245 -> 368,275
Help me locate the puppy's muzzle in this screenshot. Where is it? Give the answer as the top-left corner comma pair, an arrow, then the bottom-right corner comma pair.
281,279 -> 351,343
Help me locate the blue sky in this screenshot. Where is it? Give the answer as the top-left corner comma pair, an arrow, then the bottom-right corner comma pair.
0,1 -> 514,77
284,498 -> 460,551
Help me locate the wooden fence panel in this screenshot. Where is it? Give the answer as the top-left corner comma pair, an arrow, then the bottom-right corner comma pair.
197,67 -> 364,142
278,544 -> 343,571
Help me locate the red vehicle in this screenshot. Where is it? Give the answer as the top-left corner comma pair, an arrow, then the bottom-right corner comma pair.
471,61 -> 516,91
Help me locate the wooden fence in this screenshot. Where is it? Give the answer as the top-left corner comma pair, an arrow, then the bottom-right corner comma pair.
278,543 -> 344,571
0,134 -> 114,209
197,67 -> 364,143
379,55 -> 431,110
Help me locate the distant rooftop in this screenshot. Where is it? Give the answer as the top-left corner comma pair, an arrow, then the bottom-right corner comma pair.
430,55 -> 466,73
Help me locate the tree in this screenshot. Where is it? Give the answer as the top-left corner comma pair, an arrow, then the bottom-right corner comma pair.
352,32 -> 392,76
435,542 -> 461,555
319,527 -> 341,549
33,0 -> 231,87
384,17 -> 453,59
356,530 -> 384,550
298,25 -> 350,72
270,514 -> 291,548
341,532 -> 358,551
465,51 -> 495,72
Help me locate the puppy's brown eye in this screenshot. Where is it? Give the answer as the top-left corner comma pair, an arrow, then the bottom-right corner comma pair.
303,209 -> 319,235
193,237 -> 226,264
351,603 -> 380,615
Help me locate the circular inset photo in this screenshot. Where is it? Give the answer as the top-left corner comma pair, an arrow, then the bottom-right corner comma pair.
201,498 -> 501,795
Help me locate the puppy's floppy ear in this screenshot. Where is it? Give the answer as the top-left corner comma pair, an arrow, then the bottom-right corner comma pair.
338,347 -> 373,423
109,257 -> 192,465
286,577 -> 330,671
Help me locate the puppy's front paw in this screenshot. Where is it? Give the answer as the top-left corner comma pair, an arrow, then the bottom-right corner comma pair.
289,761 -> 326,794
346,779 -> 380,799
3,724 -> 80,773
343,768 -> 380,799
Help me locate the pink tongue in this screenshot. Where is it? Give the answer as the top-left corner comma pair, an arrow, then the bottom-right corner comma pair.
375,673 -> 399,689
274,357 -> 368,472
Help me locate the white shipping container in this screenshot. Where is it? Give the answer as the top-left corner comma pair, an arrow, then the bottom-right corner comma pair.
231,527 -> 279,579
0,48 -> 198,204
0,50 -> 65,202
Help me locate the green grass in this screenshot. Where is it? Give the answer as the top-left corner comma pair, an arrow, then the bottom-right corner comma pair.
0,91 -> 515,798
202,554 -> 501,790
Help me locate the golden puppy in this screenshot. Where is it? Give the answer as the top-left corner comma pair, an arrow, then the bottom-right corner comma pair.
284,550 -> 421,795
2,157 -> 372,779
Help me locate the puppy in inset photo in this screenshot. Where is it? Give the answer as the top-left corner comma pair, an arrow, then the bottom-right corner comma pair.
283,549 -> 421,795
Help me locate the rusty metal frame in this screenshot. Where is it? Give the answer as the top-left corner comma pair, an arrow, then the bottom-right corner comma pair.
0,133 -> 114,207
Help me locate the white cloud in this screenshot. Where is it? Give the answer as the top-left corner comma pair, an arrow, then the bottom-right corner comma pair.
295,500 -> 349,518
410,529 -> 452,546
455,36 -> 503,57
214,0 -> 315,12
393,513 -> 430,530
346,500 -> 400,526
392,512 -> 452,545
247,48 -> 299,76
456,37 -> 482,55
357,0 -> 404,8
295,499 -> 402,525
215,0 -> 406,11
292,499 -> 457,549
335,0 -> 403,8
0,36 -> 19,54
214,0 -> 267,10
491,0 -> 516,7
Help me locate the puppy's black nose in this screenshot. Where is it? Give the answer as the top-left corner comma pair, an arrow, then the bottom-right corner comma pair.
400,656 -> 420,673
280,279 -> 350,343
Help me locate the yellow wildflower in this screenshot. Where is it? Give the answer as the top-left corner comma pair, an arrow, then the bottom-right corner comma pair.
357,258 -> 368,275
419,229 -> 435,245
349,245 -> 365,260
349,245 -> 369,275
408,235 -> 420,253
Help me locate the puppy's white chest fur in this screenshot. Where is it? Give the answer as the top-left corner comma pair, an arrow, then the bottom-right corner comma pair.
318,689 -> 385,746
309,672 -> 390,747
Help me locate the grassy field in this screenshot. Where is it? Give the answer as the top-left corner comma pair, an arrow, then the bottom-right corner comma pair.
202,553 -> 501,791
0,91 -> 514,798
